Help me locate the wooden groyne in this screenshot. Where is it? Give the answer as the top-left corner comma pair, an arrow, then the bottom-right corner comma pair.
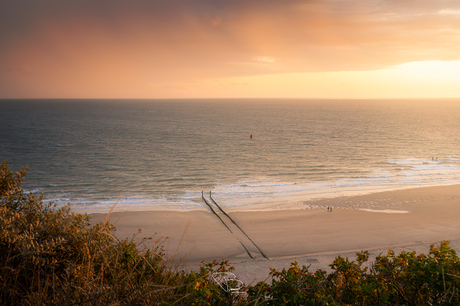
210,192 -> 269,260
201,192 -> 254,259
202,191 -> 269,260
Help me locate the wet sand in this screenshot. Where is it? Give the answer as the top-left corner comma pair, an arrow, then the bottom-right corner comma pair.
87,184 -> 460,284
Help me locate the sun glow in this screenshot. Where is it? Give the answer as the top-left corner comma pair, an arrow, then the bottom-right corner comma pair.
393,60 -> 460,80
164,60 -> 460,99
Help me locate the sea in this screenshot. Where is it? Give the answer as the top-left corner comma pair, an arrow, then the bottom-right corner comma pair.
1,99 -> 460,212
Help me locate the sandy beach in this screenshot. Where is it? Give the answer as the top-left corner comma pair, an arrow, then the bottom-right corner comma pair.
88,184 -> 460,284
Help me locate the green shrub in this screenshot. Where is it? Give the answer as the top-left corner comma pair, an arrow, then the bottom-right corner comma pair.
0,161 -> 238,305
249,242 -> 460,305
372,242 -> 460,305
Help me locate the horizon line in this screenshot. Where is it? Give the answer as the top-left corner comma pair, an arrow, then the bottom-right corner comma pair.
1,97 -> 460,101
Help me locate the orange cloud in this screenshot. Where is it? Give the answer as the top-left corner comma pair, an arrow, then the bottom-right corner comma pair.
1,0 -> 460,98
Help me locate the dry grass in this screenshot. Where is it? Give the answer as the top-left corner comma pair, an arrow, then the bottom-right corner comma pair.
0,161 -> 244,305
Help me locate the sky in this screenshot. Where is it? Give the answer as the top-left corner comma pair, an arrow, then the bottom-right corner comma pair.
1,0 -> 460,99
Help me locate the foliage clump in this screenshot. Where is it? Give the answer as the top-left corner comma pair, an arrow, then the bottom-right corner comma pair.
2,160 -> 460,305
248,243 -> 460,305
0,161 -> 240,305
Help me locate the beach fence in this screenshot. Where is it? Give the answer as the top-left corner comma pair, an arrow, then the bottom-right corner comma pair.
201,191 -> 269,260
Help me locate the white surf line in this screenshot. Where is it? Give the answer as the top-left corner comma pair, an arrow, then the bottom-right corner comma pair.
359,209 -> 409,214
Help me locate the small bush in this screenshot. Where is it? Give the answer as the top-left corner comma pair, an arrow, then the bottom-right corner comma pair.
0,161 -> 238,305
249,242 -> 460,305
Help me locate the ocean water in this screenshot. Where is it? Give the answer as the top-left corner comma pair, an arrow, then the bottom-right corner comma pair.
1,99 -> 460,212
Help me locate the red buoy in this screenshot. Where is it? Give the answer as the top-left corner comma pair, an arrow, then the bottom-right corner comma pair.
250,134 -> 253,139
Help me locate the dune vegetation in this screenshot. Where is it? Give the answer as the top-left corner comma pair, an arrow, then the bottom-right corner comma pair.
2,160 -> 460,305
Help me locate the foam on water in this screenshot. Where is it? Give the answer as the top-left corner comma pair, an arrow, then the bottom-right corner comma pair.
30,155 -> 460,212
200,156 -> 460,212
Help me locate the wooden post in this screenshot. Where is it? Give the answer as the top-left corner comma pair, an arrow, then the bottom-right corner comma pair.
210,194 -> 269,260
202,191 -> 254,260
